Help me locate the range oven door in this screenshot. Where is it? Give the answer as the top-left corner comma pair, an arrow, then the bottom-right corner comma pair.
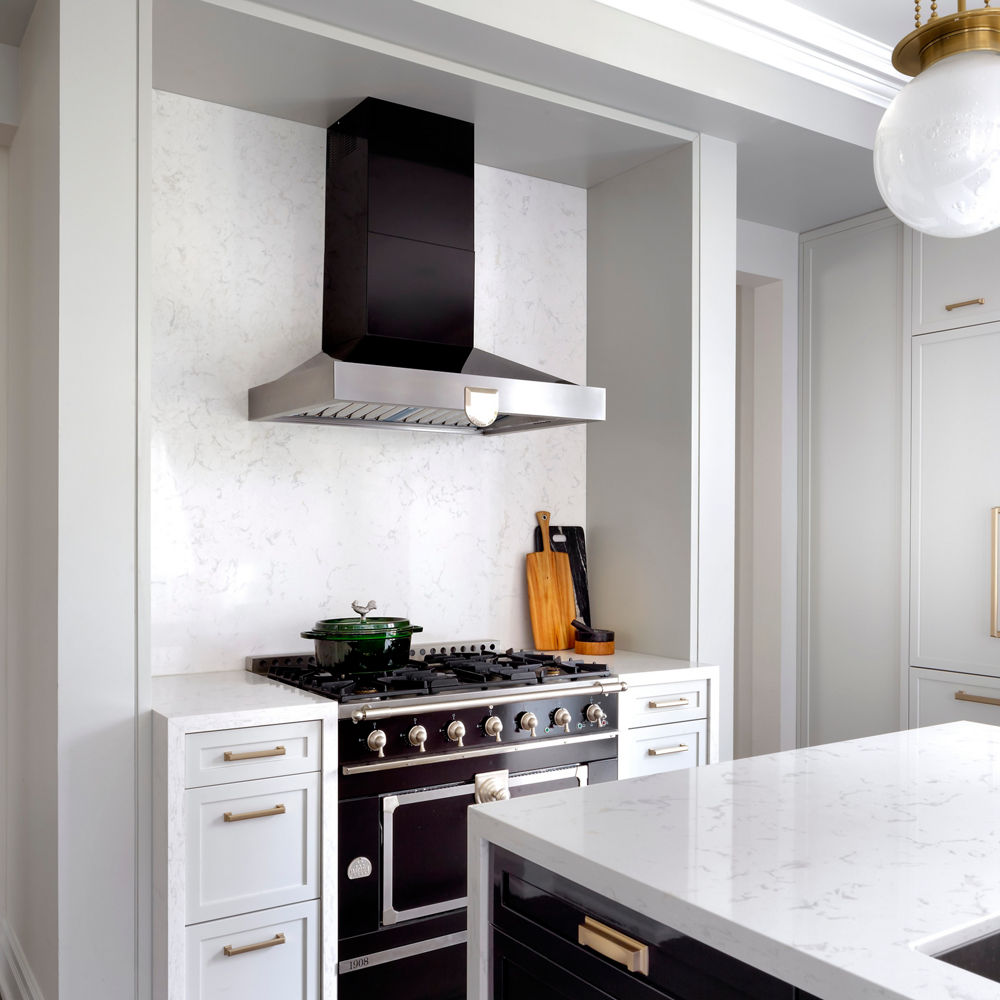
381,764 -> 588,927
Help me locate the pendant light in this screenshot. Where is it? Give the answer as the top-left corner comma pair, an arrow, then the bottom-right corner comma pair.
874,1 -> 1000,238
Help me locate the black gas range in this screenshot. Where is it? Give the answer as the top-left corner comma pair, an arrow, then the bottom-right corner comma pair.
248,643 -> 626,1000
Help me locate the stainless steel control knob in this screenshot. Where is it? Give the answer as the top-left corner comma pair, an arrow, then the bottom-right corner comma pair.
484,716 -> 503,742
553,707 -> 572,733
446,720 -> 466,748
408,725 -> 428,752
519,711 -> 538,737
585,703 -> 606,725
367,729 -> 387,758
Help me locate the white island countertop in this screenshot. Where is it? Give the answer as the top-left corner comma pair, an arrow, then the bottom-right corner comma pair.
467,720 -> 1000,1000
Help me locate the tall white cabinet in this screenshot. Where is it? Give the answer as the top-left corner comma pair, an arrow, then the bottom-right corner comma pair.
908,229 -> 1000,727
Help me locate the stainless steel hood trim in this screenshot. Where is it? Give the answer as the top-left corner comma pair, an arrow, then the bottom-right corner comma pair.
248,354 -> 606,435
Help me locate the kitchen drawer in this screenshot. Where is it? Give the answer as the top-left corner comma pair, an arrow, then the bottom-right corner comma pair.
618,720 -> 706,780
185,899 -> 319,1000
909,667 -> 1000,729
186,772 -> 320,924
185,720 -> 321,787
620,679 -> 708,729
492,847 -> 794,999
913,229 -> 1000,334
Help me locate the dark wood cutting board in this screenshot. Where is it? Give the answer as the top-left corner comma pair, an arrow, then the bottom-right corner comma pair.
533,524 -> 591,627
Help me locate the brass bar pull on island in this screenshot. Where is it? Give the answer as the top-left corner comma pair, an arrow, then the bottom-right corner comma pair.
223,744 -> 286,761
578,916 -> 649,975
944,297 -> 985,311
955,691 -> 1000,708
992,507 -> 999,639
223,933 -> 286,957
648,698 -> 689,709
648,744 -> 689,757
223,804 -> 286,823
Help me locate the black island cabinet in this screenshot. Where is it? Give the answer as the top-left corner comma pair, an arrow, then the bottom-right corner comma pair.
489,846 -> 822,1000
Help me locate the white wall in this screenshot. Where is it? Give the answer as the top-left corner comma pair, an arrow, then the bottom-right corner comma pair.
149,92 -> 588,673
5,0 -> 60,993
0,140 -> 8,996
4,2 -> 143,998
736,218 -> 799,751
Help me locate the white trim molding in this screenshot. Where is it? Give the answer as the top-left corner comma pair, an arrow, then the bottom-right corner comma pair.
0,920 -> 45,1000
594,0 -> 906,107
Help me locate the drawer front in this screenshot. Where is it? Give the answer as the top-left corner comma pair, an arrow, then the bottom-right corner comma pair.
186,772 -> 320,924
621,680 -> 708,729
185,720 -> 321,787
909,668 -> 1000,729
618,721 -> 706,780
185,900 -> 319,1000
492,847 -> 794,1000
913,229 -> 1000,334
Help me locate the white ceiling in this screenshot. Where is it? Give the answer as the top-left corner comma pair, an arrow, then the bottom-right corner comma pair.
784,0 -> 910,47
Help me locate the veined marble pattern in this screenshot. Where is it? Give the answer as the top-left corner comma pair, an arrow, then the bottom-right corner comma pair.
150,91 -> 587,674
468,721 -> 1000,1000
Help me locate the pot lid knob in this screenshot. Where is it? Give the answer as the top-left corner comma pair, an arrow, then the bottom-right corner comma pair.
351,599 -> 377,620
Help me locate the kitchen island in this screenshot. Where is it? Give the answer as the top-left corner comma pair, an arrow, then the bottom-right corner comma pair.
467,720 -> 1000,1000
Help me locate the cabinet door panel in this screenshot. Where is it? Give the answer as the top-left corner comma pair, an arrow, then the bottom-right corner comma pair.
911,327 -> 1000,674
618,720 -> 706,779
909,668 -> 1000,728
913,229 -> 1000,334
185,900 -> 318,1000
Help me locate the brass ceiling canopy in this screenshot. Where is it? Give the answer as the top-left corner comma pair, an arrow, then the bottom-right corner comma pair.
894,1 -> 1000,75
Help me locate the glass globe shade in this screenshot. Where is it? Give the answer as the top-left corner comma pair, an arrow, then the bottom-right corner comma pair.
874,49 -> 1000,238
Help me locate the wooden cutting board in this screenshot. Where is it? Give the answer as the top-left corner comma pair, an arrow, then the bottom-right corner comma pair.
526,511 -> 576,650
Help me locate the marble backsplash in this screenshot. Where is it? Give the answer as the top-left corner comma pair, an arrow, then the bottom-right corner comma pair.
150,91 -> 587,674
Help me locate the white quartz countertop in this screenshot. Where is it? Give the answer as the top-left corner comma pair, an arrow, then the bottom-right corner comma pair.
468,721 -> 1000,1000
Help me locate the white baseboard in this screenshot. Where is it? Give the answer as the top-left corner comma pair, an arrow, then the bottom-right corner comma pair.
0,920 -> 45,1000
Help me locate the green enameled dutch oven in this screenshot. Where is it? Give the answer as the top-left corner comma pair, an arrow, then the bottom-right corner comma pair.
302,609 -> 423,674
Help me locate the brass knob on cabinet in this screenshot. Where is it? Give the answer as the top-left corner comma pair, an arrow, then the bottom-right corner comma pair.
519,711 -> 538,737
446,720 -> 466,747
553,707 -> 572,733
586,703 -> 606,725
484,716 -> 503,742
408,725 -> 428,752
366,729 -> 387,758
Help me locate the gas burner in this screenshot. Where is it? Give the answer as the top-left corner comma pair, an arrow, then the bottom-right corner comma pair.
252,645 -> 614,702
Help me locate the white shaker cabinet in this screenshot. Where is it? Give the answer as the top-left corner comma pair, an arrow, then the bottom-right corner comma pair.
912,228 -> 1000,334
910,325 -> 1000,676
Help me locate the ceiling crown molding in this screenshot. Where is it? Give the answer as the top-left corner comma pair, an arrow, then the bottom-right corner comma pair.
594,0 -> 906,108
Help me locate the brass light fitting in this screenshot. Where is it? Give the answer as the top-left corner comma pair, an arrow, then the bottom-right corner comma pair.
894,0 -> 1000,76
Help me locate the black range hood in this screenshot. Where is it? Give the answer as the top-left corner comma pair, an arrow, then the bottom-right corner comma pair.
248,98 -> 605,434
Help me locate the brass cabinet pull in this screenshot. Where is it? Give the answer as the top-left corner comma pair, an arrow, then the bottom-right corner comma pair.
944,297 -> 985,311
648,744 -> 689,757
955,691 -> 1000,708
223,933 -> 285,957
648,698 -> 690,709
223,745 -> 286,762
992,507 -> 999,639
577,916 -> 649,975
223,804 -> 286,823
